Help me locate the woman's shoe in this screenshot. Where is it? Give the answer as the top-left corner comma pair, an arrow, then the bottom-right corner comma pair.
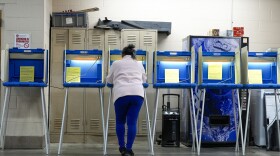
119,147 -> 126,155
124,150 -> 134,156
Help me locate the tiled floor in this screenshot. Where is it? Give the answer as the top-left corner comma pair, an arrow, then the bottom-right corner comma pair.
0,141 -> 279,156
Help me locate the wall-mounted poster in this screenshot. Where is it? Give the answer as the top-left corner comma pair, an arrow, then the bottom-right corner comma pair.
14,33 -> 31,49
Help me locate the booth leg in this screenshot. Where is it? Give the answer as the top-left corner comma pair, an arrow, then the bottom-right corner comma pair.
104,88 -> 112,155
232,89 -> 239,152
41,88 -> 50,155
99,88 -> 106,155
189,96 -> 195,152
151,89 -> 159,143
197,89 -> 206,155
58,88 -> 69,155
274,89 -> 280,150
190,88 -> 199,152
196,90 -> 202,128
0,87 -> 11,149
144,90 -> 154,155
237,89 -> 245,155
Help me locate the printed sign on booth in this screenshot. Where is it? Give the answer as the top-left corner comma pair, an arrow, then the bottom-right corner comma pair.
14,34 -> 31,49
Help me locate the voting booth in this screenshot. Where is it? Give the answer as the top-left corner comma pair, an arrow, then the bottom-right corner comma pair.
241,47 -> 280,153
58,49 -> 106,155
152,50 -> 198,152
104,49 -> 153,155
197,46 -> 244,155
183,36 -> 247,148
0,48 -> 49,154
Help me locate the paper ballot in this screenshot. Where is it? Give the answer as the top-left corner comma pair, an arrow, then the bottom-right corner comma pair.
165,69 -> 179,83
20,66 -> 34,82
66,67 -> 81,83
248,70 -> 262,84
208,63 -> 222,80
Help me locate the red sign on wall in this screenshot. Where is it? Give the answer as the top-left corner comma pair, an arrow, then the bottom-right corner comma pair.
14,34 -> 31,49
233,27 -> 244,37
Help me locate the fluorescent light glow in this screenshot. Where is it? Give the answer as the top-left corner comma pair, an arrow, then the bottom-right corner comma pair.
70,60 -> 100,65
160,61 -> 190,65
204,62 -> 231,65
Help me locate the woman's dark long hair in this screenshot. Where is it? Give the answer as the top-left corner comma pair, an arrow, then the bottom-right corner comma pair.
122,44 -> 136,59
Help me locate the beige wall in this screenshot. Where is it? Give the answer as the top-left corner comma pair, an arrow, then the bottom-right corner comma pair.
52,0 -> 280,51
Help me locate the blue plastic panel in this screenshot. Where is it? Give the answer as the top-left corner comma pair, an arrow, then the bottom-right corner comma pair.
65,60 -> 102,83
203,52 -> 235,57
157,51 -> 191,56
247,52 -> 277,85
110,49 -> 122,55
9,59 -> 44,82
202,62 -> 235,83
66,49 -> 102,55
156,61 -> 191,83
3,82 -> 47,87
243,84 -> 280,89
64,50 -> 103,84
63,82 -> 105,88
249,52 -> 277,57
9,47 -> 44,53
8,48 -> 45,83
110,49 -> 146,55
248,62 -> 276,84
198,83 -> 242,89
155,51 -> 191,83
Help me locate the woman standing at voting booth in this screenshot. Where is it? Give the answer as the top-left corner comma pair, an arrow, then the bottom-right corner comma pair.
106,44 -> 147,156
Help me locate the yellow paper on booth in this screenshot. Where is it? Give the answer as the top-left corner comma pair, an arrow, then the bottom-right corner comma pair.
20,66 -> 34,82
208,63 -> 222,80
66,67 -> 81,83
165,69 -> 179,83
248,70 -> 262,84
